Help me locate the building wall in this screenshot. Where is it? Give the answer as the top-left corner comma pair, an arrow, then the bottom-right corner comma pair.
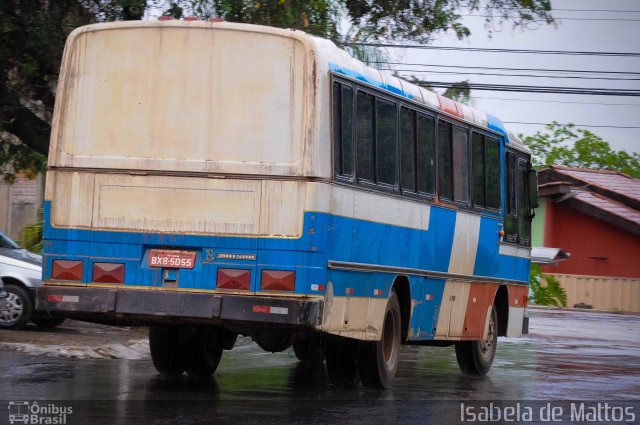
542,201 -> 640,278
0,174 -> 44,240
531,197 -> 547,247
548,273 -> 640,313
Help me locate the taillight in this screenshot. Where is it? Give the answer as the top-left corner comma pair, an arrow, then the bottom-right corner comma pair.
93,263 -> 125,284
217,269 -> 251,290
261,270 -> 295,292
51,260 -> 83,281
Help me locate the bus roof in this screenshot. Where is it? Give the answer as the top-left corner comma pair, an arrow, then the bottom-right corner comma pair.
62,20 -> 530,155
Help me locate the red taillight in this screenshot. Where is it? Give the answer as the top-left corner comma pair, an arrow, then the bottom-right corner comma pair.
217,269 -> 251,290
93,263 -> 125,284
51,260 -> 83,281
261,270 -> 295,292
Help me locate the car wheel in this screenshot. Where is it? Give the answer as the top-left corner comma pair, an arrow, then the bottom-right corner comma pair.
0,284 -> 33,329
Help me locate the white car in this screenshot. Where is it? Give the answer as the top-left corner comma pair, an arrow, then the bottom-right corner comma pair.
0,231 -> 64,329
0,281 -> 8,313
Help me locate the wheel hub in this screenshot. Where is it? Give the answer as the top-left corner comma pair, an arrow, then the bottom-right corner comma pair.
0,293 -> 24,325
478,314 -> 496,359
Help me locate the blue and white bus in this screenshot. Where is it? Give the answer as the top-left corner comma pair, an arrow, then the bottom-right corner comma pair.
38,20 -> 536,388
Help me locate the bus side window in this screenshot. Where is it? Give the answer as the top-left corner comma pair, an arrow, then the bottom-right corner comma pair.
417,114 -> 435,195
485,137 -> 501,210
517,159 -> 531,245
438,121 -> 469,203
356,92 -> 375,182
375,99 -> 397,185
332,82 -> 354,177
452,126 -> 470,203
437,122 -> 452,200
505,152 -> 518,242
472,133 -> 501,210
399,107 -> 416,192
472,133 -> 486,207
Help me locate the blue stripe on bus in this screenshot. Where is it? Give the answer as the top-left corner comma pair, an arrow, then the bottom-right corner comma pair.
329,63 -> 413,99
42,201 -> 528,295
486,113 -> 508,140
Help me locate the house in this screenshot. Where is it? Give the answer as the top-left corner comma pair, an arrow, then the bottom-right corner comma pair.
533,166 -> 640,312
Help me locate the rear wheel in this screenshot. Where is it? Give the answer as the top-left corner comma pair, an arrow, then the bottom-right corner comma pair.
358,290 -> 401,388
0,284 -> 33,329
455,306 -> 498,375
31,316 -> 66,328
293,333 -> 324,364
325,335 -> 359,387
184,327 -> 224,378
149,325 -> 185,376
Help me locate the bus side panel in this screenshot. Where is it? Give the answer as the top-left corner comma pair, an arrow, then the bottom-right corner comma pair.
407,276 -> 447,340
507,284 -> 529,337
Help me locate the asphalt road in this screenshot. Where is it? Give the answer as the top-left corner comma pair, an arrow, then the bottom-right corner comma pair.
0,308 -> 638,425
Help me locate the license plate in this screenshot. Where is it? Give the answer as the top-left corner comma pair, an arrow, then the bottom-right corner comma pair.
148,250 -> 196,269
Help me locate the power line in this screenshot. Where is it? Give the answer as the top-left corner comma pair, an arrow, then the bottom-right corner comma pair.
417,81 -> 640,96
369,62 -> 640,76
347,43 -> 640,57
460,14 -> 640,22
503,122 -> 640,129
472,96 -> 640,107
550,8 -> 640,13
387,69 -> 640,81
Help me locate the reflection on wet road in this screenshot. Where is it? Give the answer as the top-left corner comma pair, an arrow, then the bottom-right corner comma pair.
1,309 -> 639,424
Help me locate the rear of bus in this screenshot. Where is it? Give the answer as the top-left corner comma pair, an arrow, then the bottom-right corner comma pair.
38,22 -> 326,338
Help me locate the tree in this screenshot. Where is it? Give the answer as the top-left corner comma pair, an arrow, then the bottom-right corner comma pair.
1,0 -> 554,181
522,122 -> 640,178
529,263 -> 567,307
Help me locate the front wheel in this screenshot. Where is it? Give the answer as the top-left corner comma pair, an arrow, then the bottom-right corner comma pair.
358,290 -> 402,388
455,306 -> 498,375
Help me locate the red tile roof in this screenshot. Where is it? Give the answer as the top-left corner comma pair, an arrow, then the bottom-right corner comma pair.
574,191 -> 640,226
553,166 -> 640,203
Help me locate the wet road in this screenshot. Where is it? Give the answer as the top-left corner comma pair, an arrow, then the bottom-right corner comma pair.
1,308 -> 639,424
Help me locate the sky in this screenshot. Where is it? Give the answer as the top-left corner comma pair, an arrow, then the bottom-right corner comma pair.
384,0 -> 640,154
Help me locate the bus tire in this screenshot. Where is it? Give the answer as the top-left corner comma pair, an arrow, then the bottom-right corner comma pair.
325,335 -> 359,387
358,290 -> 401,388
149,325 -> 185,376
184,327 -> 224,378
455,306 -> 498,375
293,333 -> 324,364
31,316 -> 66,328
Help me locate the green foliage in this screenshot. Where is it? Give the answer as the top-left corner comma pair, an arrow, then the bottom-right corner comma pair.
341,0 -> 553,43
529,263 -> 567,307
521,122 -> 640,178
20,209 -> 44,254
0,133 -> 47,183
443,81 -> 471,105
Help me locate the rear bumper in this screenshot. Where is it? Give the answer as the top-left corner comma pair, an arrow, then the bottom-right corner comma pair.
36,285 -> 323,328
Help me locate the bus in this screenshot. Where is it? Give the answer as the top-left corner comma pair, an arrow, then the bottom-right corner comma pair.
38,19 -> 537,388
